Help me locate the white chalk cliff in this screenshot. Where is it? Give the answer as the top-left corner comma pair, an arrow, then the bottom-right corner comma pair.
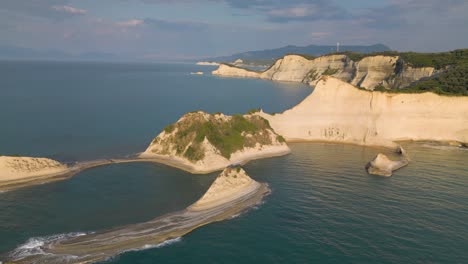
212,54 -> 438,90
257,76 -> 468,148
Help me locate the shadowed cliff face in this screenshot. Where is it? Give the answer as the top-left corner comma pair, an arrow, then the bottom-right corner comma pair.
213,54 -> 439,90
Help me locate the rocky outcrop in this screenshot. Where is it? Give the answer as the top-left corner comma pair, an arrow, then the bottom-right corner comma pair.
213,54 -> 437,90
212,64 -> 260,78
257,76 -> 468,148
0,156 -> 68,182
260,54 -> 355,85
365,147 -> 409,176
140,111 -> 290,173
189,167 -> 262,211
196,61 -> 220,66
350,55 -> 399,89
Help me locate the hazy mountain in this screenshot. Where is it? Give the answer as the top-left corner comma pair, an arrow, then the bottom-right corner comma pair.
204,44 -> 391,63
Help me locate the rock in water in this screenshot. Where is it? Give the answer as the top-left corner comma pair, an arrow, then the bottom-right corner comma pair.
366,151 -> 409,177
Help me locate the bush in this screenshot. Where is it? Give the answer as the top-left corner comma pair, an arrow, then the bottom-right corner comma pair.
322,67 -> 339,76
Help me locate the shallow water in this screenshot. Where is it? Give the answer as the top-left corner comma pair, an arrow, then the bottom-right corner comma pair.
1,61 -> 468,263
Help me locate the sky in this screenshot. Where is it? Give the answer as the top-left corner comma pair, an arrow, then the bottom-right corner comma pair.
1,0 -> 468,60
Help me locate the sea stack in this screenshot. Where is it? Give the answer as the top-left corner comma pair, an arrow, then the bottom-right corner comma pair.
140,111 -> 290,173
365,147 -> 409,177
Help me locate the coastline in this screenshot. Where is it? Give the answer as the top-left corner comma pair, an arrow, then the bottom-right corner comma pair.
0,146 -> 290,192
5,169 -> 270,264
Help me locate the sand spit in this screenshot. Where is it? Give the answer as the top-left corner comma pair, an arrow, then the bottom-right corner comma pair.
0,147 -> 287,192
4,168 -> 270,264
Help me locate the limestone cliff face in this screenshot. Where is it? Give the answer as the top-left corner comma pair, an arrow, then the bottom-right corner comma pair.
140,111 -> 290,173
350,55 -> 399,89
212,64 -> 260,78
257,77 -> 468,148
213,54 -> 437,90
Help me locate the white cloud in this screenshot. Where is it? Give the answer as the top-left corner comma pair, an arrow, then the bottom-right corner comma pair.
269,6 -> 313,18
116,19 -> 145,27
51,5 -> 87,15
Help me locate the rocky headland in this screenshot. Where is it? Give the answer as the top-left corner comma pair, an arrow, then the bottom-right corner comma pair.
213,53 -> 440,90
255,76 -> 468,149
140,111 -> 290,173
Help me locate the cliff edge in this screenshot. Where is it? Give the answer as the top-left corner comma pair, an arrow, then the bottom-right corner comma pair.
213,54 -> 439,90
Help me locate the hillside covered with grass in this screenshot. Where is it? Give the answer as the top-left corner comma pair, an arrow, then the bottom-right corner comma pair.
148,111 -> 285,162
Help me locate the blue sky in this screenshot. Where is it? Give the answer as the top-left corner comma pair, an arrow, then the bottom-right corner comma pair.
1,0 -> 467,60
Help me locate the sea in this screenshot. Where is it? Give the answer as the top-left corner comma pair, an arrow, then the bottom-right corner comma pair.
0,60 -> 467,263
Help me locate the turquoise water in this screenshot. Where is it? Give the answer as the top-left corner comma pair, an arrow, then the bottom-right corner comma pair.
1,61 -> 468,263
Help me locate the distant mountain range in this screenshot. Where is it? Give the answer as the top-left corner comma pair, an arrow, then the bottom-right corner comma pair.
204,44 -> 391,64
0,43 -> 391,63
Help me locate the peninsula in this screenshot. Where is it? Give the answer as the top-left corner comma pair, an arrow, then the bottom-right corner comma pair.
213,49 -> 468,94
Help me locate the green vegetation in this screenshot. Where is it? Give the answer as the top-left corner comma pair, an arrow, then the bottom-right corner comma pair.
287,53 -> 316,60
151,112 -> 282,161
277,135 -> 286,143
402,63 -> 468,95
322,67 -> 339,76
164,124 -> 175,133
330,48 -> 468,95
246,108 -> 261,114
334,49 -> 468,69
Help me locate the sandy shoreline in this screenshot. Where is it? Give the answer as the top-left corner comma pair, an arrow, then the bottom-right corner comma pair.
0,147 -> 289,192
5,168 -> 270,264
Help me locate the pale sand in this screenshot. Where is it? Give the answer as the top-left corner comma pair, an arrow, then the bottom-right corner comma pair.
5,168 -> 269,264
0,156 -> 69,182
188,167 -> 261,211
0,145 -> 288,192
140,144 -> 291,174
258,76 -> 468,149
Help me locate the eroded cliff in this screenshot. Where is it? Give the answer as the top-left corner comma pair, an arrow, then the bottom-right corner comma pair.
213,54 -> 438,90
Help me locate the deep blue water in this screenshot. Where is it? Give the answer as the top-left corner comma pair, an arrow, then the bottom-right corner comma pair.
0,61 -> 467,263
